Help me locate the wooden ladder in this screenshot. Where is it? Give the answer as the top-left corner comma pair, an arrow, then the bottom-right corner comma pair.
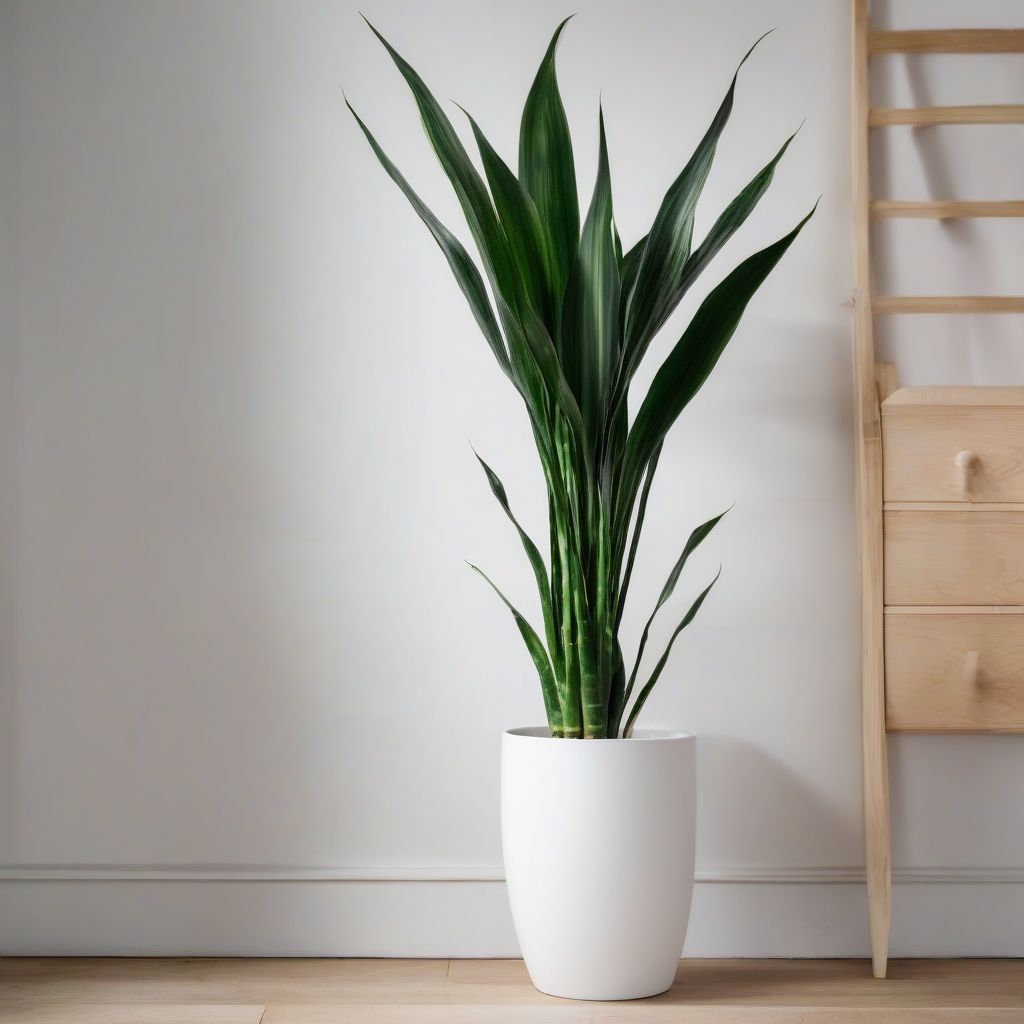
852,1 -> 1024,979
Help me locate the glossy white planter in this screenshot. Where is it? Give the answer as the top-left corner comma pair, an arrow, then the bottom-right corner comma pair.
501,726 -> 696,1001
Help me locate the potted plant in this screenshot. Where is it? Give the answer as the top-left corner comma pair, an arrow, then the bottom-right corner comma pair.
349,15 -> 812,1001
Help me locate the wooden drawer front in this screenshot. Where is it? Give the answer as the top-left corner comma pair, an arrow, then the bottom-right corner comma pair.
882,394 -> 1024,502
884,510 -> 1024,605
885,612 -> 1024,732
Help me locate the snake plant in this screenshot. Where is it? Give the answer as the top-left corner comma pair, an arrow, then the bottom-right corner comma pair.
349,17 -> 813,738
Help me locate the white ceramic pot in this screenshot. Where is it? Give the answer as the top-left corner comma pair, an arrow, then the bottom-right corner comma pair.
501,726 -> 696,1001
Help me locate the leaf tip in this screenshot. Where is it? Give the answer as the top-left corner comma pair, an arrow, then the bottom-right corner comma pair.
739,27 -> 775,69
546,14 -> 576,57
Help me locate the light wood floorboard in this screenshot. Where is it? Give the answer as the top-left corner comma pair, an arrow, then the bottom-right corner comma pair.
0,1007 -> 265,1024
1,958 -> 1022,1022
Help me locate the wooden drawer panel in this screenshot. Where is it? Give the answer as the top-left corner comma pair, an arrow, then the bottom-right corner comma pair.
885,611 -> 1024,732
884,510 -> 1024,605
882,386 -> 1024,502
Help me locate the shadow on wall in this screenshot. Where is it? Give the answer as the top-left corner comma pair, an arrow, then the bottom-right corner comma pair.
698,735 -> 861,870
869,0 -> 1021,385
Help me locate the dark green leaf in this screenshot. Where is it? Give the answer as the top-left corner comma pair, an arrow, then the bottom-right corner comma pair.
615,443 -> 661,630
658,126 -> 801,340
617,203 -> 816,542
619,233 -> 647,307
619,508 -> 728,731
560,105 -> 620,452
621,33 -> 771,372
469,563 -> 563,734
345,98 -> 511,377
362,19 -> 519,316
623,569 -> 721,738
472,448 -> 562,684
519,17 -> 580,299
459,108 -> 556,331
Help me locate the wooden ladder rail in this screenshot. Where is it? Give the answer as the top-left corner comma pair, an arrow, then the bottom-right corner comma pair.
852,0 -> 889,982
853,3 -> 1024,979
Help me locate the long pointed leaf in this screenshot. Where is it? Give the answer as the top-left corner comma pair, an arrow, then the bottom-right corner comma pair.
618,508 -> 728,732
472,448 -> 563,686
617,203 -> 816,543
658,126 -> 802,341
469,563 -> 564,735
362,19 -> 519,315
363,19 -> 593,497
459,108 -> 556,331
345,98 -> 510,376
620,233 -> 647,306
623,570 -> 721,738
560,104 -> 620,452
519,17 -> 579,299
615,442 -> 662,631
621,33 -> 770,369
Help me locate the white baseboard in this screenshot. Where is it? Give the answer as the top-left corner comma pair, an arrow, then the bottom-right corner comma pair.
2,864 -> 1023,957
3,863 -> 1024,883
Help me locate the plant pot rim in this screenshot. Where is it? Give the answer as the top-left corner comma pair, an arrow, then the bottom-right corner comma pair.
505,726 -> 693,742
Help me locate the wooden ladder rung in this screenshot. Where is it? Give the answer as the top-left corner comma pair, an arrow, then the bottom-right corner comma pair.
873,295 -> 1024,314
870,29 -> 1024,54
870,105 -> 1024,126
871,200 -> 1024,218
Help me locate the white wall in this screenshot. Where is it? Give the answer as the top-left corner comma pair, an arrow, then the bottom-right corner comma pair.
1,0 -> 1023,956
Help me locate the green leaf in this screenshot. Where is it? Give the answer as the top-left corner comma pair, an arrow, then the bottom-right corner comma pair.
362,18 -> 587,469
472,448 -> 563,686
617,508 -> 729,734
603,123 -> 800,436
362,19 -> 519,317
623,569 -> 721,738
519,17 -> 580,299
560,105 -> 620,453
617,203 -> 816,543
459,108 -> 556,332
657,126 -> 802,341
469,563 -> 564,735
621,33 -> 771,372
345,98 -> 511,377
619,233 -> 647,306
614,442 -> 662,632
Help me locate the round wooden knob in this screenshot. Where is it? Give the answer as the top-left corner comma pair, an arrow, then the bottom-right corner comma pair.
955,450 -> 979,495
963,650 -> 980,689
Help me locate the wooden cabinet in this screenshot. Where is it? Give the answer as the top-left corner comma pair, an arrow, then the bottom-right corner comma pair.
881,390 -> 1024,729
885,610 -> 1024,732
884,510 -> 1024,605
883,388 -> 1024,503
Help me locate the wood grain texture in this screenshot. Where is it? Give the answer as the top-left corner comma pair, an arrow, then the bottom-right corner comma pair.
259,1009 -> 1024,1023
874,362 -> 899,403
882,390 -> 1024,502
885,612 -> 1024,732
872,296 -> 1024,314
3,959 -> 1024,1018
886,605 -> 1024,614
0,957 -> 448,1005
851,0 -> 890,981
0,1008 -> 264,1023
884,510 -> 1024,605
869,29 -> 1024,53
871,200 -> 1024,219
885,503 -> 1024,511
869,105 -> 1024,126
886,388 -> 1024,406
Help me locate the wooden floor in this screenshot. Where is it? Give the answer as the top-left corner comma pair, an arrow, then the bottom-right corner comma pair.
1,958 -> 1023,1022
